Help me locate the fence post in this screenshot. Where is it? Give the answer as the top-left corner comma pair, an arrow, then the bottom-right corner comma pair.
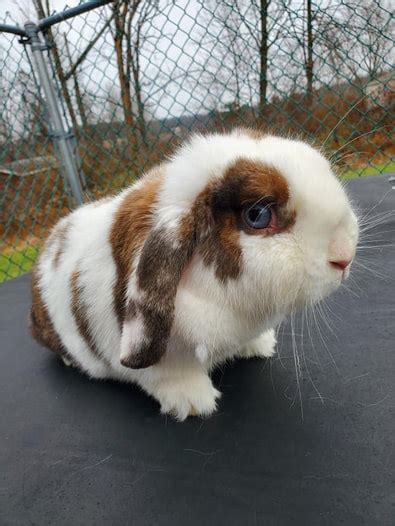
24,21 -> 84,206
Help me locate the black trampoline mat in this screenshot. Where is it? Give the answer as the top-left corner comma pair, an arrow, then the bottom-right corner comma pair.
1,175 -> 394,525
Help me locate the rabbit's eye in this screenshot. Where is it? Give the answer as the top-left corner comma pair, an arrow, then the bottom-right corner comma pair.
242,203 -> 272,229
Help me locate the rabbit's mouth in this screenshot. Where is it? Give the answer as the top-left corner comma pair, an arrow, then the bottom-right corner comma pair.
341,264 -> 352,283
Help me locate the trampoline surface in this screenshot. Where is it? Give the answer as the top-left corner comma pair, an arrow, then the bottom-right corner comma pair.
1,174 -> 394,525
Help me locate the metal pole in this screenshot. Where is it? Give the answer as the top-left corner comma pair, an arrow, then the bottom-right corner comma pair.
24,21 -> 84,206
38,0 -> 112,31
0,24 -> 27,37
0,1 -> 112,38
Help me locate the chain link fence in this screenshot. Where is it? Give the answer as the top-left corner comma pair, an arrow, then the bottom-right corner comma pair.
1,0 -> 394,282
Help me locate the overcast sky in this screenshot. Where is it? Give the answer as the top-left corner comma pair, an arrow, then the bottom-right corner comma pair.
2,0 -> 392,127
0,0 -> 98,22
0,0 -> 204,121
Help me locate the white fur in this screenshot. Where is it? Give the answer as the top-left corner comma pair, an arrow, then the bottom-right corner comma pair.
35,130 -> 359,420
242,329 -> 277,359
120,313 -> 146,362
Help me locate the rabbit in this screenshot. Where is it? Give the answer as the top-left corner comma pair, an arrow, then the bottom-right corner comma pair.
30,128 -> 359,420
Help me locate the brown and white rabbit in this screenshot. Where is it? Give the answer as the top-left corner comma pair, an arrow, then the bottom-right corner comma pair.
31,129 -> 359,420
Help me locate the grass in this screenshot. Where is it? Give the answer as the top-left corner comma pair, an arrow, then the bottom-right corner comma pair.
1,159 -> 395,284
0,246 -> 40,283
340,160 -> 395,180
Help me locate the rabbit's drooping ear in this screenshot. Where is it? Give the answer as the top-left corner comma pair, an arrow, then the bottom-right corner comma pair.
119,211 -> 205,369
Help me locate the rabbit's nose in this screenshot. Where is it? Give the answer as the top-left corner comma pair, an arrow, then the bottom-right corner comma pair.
329,258 -> 352,271
328,229 -> 355,272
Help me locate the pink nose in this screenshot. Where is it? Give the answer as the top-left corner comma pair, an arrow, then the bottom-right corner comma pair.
330,259 -> 351,271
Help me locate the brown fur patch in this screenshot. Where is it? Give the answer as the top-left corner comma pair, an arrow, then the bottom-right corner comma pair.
44,220 -> 70,270
237,127 -> 267,140
110,171 -> 163,325
52,222 -> 70,269
70,269 -> 109,365
199,206 -> 242,283
30,268 -> 77,367
121,226 -> 195,369
120,181 -> 217,369
224,158 -> 290,208
196,158 -> 295,280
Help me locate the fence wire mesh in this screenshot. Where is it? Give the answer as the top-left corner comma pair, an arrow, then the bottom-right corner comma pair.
0,0 -> 394,282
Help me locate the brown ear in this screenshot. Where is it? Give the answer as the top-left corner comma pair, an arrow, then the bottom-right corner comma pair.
119,215 -> 199,369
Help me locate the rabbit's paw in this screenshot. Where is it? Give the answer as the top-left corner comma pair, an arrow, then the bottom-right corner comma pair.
154,372 -> 221,421
242,329 -> 277,359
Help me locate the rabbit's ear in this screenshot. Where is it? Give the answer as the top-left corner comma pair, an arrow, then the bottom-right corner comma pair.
119,212 -> 204,369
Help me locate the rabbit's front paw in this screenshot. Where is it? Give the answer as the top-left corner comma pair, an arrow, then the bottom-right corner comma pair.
154,372 -> 221,421
242,329 -> 277,359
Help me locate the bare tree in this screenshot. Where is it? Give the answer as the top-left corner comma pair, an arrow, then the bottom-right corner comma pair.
196,1 -> 250,111
235,0 -> 287,117
334,0 -> 394,80
196,0 -> 287,119
306,0 -> 313,103
102,84 -> 123,123
110,0 -> 161,145
63,13 -> 114,84
281,0 -> 318,104
33,0 -> 114,134
0,49 -> 12,146
63,34 -> 88,129
33,0 -> 79,131
112,0 -> 135,145
128,0 -> 161,142
17,69 -> 49,141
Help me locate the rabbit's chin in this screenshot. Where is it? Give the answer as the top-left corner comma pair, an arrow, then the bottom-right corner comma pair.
175,249 -> 348,353
306,264 -> 350,307
277,277 -> 344,319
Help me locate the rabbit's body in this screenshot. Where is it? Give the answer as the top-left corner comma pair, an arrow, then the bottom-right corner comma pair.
31,130 -> 358,419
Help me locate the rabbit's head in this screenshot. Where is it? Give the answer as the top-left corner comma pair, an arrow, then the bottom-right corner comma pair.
120,129 -> 358,368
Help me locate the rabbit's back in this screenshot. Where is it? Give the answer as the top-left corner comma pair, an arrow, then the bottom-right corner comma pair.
31,193 -> 128,377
